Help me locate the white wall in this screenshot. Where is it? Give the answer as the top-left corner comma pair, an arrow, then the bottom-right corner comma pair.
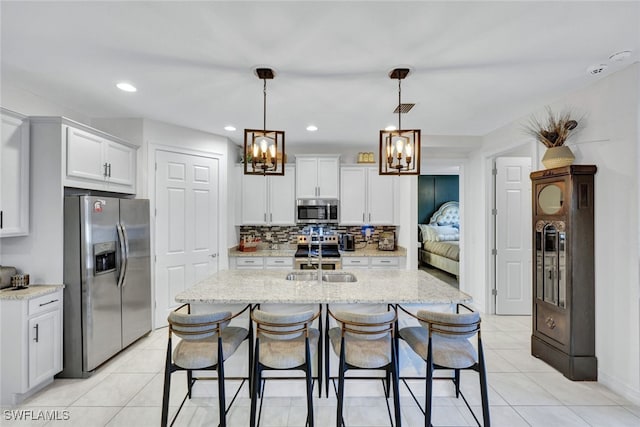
466,63 -> 640,403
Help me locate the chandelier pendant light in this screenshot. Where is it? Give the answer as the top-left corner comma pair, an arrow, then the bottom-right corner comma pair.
244,67 -> 285,175
379,68 -> 421,176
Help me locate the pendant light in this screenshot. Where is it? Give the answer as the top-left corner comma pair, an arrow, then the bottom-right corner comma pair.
244,68 -> 285,175
379,68 -> 421,175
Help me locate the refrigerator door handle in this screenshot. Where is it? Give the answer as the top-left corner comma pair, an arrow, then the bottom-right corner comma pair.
121,224 -> 130,288
116,223 -> 127,288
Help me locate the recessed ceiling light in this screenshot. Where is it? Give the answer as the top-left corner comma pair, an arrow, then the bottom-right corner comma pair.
587,64 -> 608,75
306,125 -> 318,132
609,50 -> 632,62
384,125 -> 397,131
224,125 -> 236,131
116,82 -> 137,92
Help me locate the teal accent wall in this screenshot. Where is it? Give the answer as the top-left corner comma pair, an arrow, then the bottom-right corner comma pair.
418,175 -> 459,224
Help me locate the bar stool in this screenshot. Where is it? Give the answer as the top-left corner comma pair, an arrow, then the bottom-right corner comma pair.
326,305 -> 401,427
250,305 -> 322,427
161,304 -> 251,427
397,304 -> 490,427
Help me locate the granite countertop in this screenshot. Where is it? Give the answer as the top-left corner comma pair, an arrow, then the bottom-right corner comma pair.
228,245 -> 296,257
340,244 -> 406,257
228,244 -> 406,258
0,284 -> 64,301
175,269 -> 470,305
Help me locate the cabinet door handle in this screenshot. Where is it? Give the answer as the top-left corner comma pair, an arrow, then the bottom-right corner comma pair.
39,299 -> 59,307
1,210 -> 3,229
264,213 -> 267,222
108,163 -> 112,177
33,324 -> 39,343
103,163 -> 109,177
369,213 -> 371,222
270,213 -> 273,222
380,260 -> 391,263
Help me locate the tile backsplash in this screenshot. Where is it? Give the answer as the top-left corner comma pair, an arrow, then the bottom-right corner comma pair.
239,225 -> 397,244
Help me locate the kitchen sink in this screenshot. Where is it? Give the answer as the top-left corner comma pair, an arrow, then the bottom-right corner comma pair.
285,272 -> 319,281
321,272 -> 357,283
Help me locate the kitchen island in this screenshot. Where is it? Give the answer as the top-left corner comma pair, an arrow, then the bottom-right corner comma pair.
175,268 -> 470,305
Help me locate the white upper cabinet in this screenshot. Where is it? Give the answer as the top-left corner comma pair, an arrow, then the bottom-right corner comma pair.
241,165 -> 295,225
340,166 -> 395,225
295,155 -> 340,199
65,125 -> 136,193
0,110 -> 29,237
366,168 -> 395,224
340,167 -> 367,224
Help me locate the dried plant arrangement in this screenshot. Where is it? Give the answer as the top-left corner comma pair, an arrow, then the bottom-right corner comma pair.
524,107 -> 580,148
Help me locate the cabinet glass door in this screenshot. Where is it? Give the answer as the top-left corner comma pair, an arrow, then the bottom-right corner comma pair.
536,222 -> 566,308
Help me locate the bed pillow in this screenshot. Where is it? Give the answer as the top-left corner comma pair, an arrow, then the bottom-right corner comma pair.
430,225 -> 459,242
419,224 -> 458,242
418,224 -> 433,242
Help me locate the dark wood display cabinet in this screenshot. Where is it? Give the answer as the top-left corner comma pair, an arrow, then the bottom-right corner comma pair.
530,165 -> 597,380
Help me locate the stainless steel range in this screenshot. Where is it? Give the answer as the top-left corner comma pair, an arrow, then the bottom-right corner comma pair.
294,234 -> 341,270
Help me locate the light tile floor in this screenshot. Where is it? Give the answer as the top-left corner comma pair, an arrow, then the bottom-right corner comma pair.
3,314 -> 640,426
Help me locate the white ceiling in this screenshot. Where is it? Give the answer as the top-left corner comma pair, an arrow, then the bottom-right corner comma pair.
1,1 -> 639,148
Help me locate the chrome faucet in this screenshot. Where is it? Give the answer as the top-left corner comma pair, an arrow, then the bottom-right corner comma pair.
307,231 -> 323,281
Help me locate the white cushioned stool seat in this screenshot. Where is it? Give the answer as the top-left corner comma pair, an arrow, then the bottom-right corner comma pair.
173,326 -> 248,370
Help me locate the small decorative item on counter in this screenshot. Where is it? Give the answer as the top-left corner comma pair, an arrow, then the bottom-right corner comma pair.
378,231 -> 396,251
0,266 -> 18,289
239,236 -> 259,252
11,274 -> 30,289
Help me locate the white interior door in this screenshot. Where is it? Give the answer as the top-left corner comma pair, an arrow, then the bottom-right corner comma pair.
155,150 -> 219,327
495,156 -> 532,315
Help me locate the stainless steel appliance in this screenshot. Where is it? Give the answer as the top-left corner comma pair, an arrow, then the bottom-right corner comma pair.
294,234 -> 341,269
61,195 -> 151,377
340,233 -> 355,251
296,199 -> 339,224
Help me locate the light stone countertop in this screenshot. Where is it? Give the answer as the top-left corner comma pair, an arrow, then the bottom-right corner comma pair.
228,244 -> 406,258
0,284 -> 64,301
175,269 -> 470,305
340,244 -> 406,257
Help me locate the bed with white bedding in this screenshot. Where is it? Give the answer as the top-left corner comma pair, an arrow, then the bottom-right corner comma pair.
418,201 -> 460,277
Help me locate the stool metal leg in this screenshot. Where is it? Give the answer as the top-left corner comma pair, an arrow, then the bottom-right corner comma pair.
336,337 -> 346,427
161,338 -> 173,427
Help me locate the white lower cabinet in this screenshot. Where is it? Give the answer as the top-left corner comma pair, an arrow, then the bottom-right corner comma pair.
342,256 -> 402,269
341,257 -> 370,269
231,256 -> 294,270
233,257 -> 265,269
0,288 -> 63,405
265,257 -> 294,269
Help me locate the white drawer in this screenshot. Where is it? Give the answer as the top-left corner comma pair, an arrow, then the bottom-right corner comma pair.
342,257 -> 368,266
370,257 -> 399,267
235,257 -> 264,268
28,290 -> 62,317
265,257 -> 293,268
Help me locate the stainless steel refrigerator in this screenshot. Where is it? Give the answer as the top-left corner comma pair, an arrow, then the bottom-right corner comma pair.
61,195 -> 151,378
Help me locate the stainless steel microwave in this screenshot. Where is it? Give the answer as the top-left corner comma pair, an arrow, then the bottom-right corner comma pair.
296,199 -> 339,224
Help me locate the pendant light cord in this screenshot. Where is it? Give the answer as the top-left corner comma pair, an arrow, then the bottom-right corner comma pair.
399,78 -> 403,131
263,78 -> 267,133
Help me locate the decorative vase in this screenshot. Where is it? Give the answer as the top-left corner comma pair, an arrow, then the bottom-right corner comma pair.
542,145 -> 575,169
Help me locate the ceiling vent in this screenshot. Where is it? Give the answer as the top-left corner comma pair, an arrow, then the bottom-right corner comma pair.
394,103 -> 415,114
587,64 -> 608,75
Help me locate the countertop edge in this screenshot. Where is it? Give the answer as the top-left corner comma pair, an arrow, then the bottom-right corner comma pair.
0,284 -> 65,300
228,245 -> 407,258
